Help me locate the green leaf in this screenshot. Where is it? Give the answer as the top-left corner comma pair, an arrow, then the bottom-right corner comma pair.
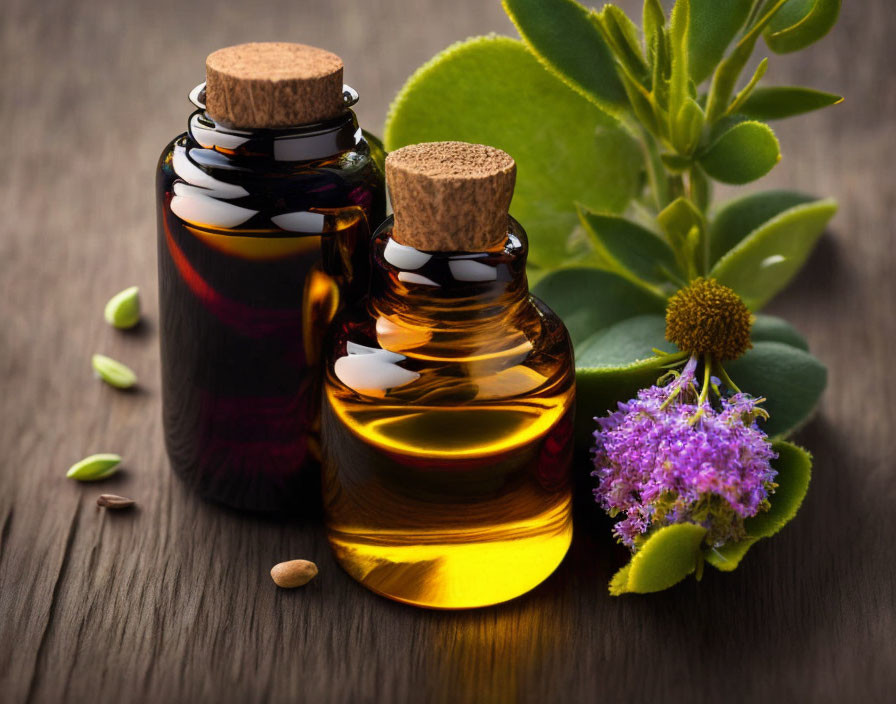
751,314 -> 809,350
577,359 -> 669,447
724,341 -> 827,437
671,97 -> 705,155
706,440 -> 811,570
596,5 -> 650,84
709,189 -> 817,266
643,132 -> 672,210
725,57 -> 768,117
657,196 -> 704,276
668,0 -> 690,123
704,0 -> 788,122
642,0 -> 666,67
596,5 -> 659,136
618,71 -> 662,136
576,314 -> 673,367
502,0 -> 627,114
533,268 -> 666,347
710,197 -> 837,309
646,22 -> 670,111
613,523 -> 708,595
698,120 -> 780,184
385,36 -> 642,270
739,85 -> 843,120
574,315 -> 674,445
576,207 -> 681,290
690,164 -> 711,213
657,197 -> 704,246
660,153 -> 691,173
742,441 -> 812,538
764,0 -> 841,53
609,563 -> 633,596
687,0 -> 754,84
534,271 -> 666,449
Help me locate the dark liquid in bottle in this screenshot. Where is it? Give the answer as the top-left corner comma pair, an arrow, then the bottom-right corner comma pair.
157,111 -> 384,512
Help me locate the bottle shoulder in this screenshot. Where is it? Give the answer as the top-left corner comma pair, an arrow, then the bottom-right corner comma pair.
156,133 -> 187,173
156,131 -> 381,179
325,293 -> 575,406
323,294 -> 575,458
156,131 -> 385,233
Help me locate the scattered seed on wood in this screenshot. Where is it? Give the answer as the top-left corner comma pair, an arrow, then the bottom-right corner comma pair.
104,285 -> 141,329
67,453 -> 122,481
97,494 -> 135,509
271,559 -> 318,588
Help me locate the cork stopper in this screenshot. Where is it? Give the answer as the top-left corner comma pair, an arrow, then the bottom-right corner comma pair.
385,141 -> 516,251
205,42 -> 345,128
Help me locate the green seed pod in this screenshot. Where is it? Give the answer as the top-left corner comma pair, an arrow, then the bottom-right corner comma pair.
104,286 -> 141,329
66,453 -> 122,481
92,354 -> 137,389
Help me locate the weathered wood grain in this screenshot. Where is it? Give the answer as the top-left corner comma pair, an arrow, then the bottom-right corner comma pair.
0,1 -> 894,702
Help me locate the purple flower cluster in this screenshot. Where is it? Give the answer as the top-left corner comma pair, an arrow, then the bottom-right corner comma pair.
592,358 -> 778,548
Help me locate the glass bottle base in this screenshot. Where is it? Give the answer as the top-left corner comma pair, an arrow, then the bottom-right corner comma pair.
326,499 -> 572,609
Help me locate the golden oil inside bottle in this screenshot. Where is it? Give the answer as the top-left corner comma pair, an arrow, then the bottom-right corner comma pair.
321,221 -> 575,609
322,388 -> 574,609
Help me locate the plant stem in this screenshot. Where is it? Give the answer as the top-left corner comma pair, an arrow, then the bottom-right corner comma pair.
668,173 -> 685,202
689,353 -> 713,425
639,127 -> 670,211
699,353 -> 712,406
687,167 -> 710,275
715,363 -> 741,394
745,0 -> 767,32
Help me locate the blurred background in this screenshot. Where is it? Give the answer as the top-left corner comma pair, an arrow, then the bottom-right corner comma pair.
1,0 -> 887,256
4,0 -> 885,187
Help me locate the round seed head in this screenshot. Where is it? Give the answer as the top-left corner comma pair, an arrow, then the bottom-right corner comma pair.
665,278 -> 753,360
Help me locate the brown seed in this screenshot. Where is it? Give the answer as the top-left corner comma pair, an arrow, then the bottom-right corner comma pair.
271,559 -> 318,588
97,494 -> 135,509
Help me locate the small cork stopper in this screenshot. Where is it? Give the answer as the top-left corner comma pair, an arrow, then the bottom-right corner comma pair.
205,42 -> 344,128
385,141 -> 516,251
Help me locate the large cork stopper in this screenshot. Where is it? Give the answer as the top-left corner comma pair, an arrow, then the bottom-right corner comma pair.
205,42 -> 345,128
385,141 -> 516,251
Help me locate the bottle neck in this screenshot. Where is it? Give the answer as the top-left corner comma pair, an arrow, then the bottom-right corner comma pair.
186,82 -> 362,162
169,83 -> 379,235
368,217 -> 533,358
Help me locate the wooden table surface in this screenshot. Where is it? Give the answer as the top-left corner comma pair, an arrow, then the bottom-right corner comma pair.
1,1 -> 893,702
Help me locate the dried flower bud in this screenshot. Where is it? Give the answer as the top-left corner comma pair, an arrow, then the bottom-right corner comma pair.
665,277 -> 753,360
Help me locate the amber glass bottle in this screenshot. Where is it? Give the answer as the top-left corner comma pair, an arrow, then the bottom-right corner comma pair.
156,43 -> 385,511
321,142 -> 575,608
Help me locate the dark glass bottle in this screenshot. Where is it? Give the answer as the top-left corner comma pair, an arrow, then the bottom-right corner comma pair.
321,142 -> 575,608
157,48 -> 385,512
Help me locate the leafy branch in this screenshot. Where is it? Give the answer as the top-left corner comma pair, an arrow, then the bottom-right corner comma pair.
501,0 -> 840,287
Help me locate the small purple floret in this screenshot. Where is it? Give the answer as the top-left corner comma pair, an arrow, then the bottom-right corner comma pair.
592,358 -> 777,548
